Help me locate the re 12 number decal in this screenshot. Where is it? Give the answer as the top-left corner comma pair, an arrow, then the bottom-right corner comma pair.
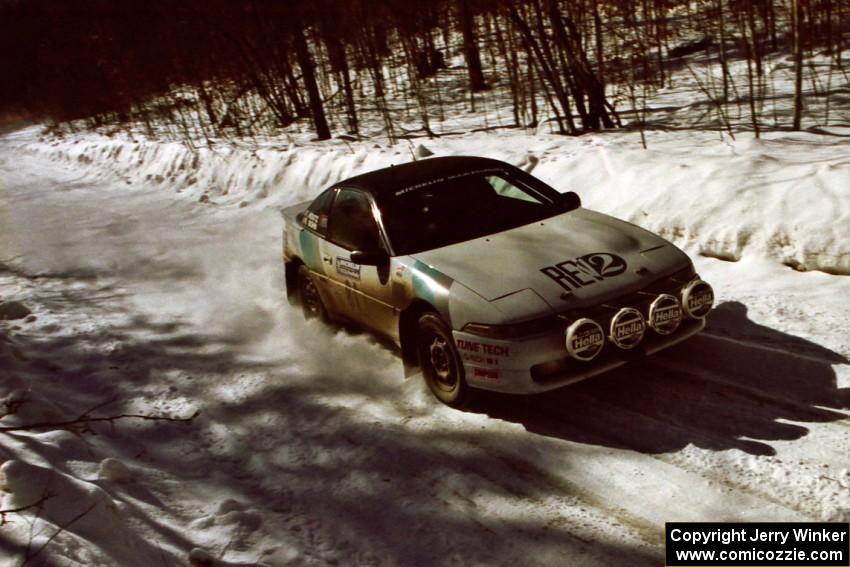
541,252 -> 628,291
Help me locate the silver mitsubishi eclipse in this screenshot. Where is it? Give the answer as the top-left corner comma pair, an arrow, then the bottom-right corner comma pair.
282,156 -> 714,406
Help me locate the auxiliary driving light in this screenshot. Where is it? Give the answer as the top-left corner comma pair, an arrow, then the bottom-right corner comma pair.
609,307 -> 646,349
565,318 -> 605,361
648,293 -> 682,335
681,279 -> 714,319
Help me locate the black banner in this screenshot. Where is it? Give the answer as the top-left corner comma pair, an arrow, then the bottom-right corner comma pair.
666,522 -> 849,566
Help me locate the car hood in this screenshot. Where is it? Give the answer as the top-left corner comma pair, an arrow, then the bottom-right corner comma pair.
409,208 -> 691,311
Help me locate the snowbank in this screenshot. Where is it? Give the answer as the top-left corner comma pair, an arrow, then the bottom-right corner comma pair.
6,126 -> 850,274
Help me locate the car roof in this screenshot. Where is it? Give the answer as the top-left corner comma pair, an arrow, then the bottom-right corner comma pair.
332,156 -> 516,200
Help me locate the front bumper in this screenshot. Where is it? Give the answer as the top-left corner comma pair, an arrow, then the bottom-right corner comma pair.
453,317 -> 704,394
453,272 -> 713,395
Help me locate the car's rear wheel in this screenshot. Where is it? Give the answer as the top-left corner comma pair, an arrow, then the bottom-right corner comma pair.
297,265 -> 327,321
416,312 -> 470,407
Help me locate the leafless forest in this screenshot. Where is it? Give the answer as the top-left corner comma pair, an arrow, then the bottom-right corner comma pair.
1,0 -> 848,142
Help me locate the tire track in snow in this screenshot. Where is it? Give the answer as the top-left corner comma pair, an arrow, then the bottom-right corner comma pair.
514,389 -> 817,521
572,367 -> 826,516
658,333 -> 850,424
474,390 -> 810,555
488,450 -> 665,548
643,355 -> 850,426
701,331 -> 850,368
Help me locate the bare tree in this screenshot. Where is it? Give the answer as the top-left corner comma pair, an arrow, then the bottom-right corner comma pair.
792,0 -> 805,130
294,26 -> 331,140
458,0 -> 488,92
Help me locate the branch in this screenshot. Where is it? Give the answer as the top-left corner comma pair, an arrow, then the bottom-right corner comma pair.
0,410 -> 200,433
0,493 -> 54,526
22,502 -> 97,567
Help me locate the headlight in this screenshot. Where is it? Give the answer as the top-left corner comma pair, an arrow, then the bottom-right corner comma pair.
462,316 -> 560,339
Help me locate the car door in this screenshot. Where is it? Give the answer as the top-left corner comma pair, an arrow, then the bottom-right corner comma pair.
295,187 -> 350,316
324,188 -> 398,338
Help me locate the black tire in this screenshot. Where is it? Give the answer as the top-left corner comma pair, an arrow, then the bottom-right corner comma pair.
416,312 -> 470,407
297,265 -> 328,321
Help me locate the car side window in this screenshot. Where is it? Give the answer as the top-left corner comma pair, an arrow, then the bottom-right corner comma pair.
301,188 -> 336,236
485,175 -> 543,204
327,189 -> 383,252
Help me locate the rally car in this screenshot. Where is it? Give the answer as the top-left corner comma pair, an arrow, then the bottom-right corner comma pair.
282,156 -> 714,406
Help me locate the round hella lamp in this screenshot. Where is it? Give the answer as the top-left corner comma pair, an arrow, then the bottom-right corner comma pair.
682,280 -> 714,319
565,318 -> 605,361
609,307 -> 646,349
648,294 -> 682,335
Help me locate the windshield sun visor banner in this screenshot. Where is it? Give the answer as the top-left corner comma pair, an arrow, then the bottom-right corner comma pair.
565,318 -> 605,361
393,167 -> 506,197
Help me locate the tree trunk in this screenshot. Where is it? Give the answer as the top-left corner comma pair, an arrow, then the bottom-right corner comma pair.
508,4 -> 573,133
293,27 -> 331,140
458,0 -> 487,92
550,3 -> 615,129
792,0 -> 804,130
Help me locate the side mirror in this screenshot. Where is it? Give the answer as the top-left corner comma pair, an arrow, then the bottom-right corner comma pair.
556,191 -> 581,211
350,249 -> 389,266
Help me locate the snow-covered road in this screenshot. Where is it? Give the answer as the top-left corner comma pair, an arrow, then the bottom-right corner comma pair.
1,131 -> 849,566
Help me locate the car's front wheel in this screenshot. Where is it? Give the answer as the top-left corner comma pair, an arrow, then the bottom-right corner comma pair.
297,265 -> 327,321
416,312 -> 470,407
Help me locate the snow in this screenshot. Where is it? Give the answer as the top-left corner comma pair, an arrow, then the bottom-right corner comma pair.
2,66 -> 850,567
10,124 -> 849,277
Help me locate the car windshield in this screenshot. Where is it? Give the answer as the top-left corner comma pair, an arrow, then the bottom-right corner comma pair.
379,168 -> 566,255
